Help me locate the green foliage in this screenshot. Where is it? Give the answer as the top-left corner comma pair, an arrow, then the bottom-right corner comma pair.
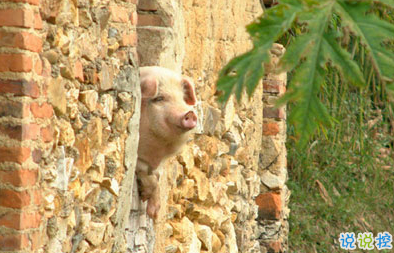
216,0 -> 394,147
288,72 -> 394,252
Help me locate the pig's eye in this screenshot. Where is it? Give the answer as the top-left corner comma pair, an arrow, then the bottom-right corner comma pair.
151,96 -> 165,103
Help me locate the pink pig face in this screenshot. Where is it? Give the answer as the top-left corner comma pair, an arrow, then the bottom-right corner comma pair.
138,66 -> 197,169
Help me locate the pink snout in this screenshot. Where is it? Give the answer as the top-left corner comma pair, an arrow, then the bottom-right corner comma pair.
180,111 -> 197,130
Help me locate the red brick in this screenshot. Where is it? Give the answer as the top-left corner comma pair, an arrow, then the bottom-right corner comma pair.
0,54 -> 33,72
5,0 -> 40,5
41,58 -> 51,77
138,0 -> 158,11
0,147 -> 31,164
263,122 -> 280,136
120,32 -> 137,47
138,13 -> 164,26
40,125 -> 53,143
34,12 -> 43,29
31,190 -> 42,206
0,123 -> 40,140
110,4 -> 129,23
0,99 -> 29,118
0,189 -> 31,208
34,58 -> 43,75
255,192 -> 282,220
263,79 -> 286,94
0,234 -> 29,251
74,60 -> 84,82
0,169 -> 38,187
30,231 -> 42,250
30,102 -> 53,118
0,9 -> 35,28
23,124 -> 40,140
0,79 -> 40,98
32,149 -> 42,164
264,107 -> 285,119
0,31 -> 42,52
0,211 -> 41,230
130,11 -> 138,25
268,241 -> 282,253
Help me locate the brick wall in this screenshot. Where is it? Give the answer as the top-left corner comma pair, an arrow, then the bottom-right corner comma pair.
0,0 -> 46,251
258,58 -> 290,252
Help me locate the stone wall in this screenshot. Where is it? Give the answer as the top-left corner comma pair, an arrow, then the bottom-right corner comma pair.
0,0 -> 289,253
0,0 -> 140,252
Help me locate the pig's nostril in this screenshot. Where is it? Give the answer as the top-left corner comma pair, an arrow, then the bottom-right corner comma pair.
181,111 -> 197,130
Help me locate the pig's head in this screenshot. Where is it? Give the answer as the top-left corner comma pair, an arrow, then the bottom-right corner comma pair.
138,66 -> 197,169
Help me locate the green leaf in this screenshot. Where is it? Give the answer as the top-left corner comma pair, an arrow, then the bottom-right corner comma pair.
278,3 -> 334,147
216,1 -> 303,104
217,0 -> 394,147
280,33 -> 314,72
321,32 -> 366,87
335,0 -> 394,82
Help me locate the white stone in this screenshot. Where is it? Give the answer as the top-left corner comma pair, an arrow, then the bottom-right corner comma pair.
100,94 -> 114,122
223,97 -> 235,131
44,194 -> 55,211
261,170 -> 286,190
173,217 -> 201,253
195,224 -> 213,252
85,222 -> 106,246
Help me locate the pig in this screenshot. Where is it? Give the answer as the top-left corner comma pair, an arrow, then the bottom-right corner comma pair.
137,66 -> 197,219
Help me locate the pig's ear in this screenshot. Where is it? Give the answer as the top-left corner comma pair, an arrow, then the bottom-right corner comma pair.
182,78 -> 196,105
141,77 -> 158,98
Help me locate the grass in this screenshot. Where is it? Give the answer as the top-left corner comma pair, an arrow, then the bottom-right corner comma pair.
287,81 -> 394,252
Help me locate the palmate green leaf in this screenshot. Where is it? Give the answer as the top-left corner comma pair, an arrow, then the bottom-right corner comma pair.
217,50 -> 267,103
279,32 -> 314,72
284,60 -> 332,148
321,32 -> 366,87
278,2 -> 335,147
217,0 -> 394,148
335,0 -> 394,82
216,0 -> 303,103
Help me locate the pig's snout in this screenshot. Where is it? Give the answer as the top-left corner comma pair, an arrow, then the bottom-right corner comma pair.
180,111 -> 197,130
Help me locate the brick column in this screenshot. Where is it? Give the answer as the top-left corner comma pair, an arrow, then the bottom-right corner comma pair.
256,46 -> 290,253
0,0 -> 50,252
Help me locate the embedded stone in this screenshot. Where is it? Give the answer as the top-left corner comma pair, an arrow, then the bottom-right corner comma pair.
79,90 -> 98,112
100,94 -> 114,122
99,62 -> 114,91
212,232 -> 222,252
101,177 -> 119,196
189,168 -> 209,202
261,170 -> 286,190
57,118 -> 75,146
179,179 -> 195,199
172,217 -> 201,253
48,77 -> 67,114
74,135 -> 93,173
222,97 -> 235,131
85,222 -> 105,246
195,224 -> 213,252
87,117 -> 103,150
87,153 -> 105,183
